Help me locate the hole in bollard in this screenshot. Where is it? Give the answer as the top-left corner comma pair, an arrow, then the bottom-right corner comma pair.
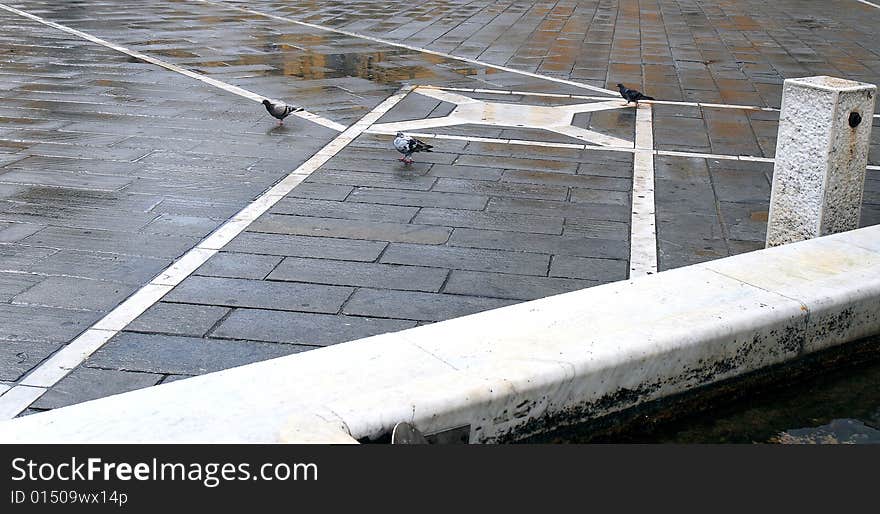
848,111 -> 862,128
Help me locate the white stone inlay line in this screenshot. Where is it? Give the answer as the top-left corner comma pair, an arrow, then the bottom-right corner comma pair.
0,386 -> 44,419
193,0 -> 620,97
366,130 -> 880,173
856,0 -> 880,10
0,86 -> 414,419
369,87 -> 633,148
424,85 -> 782,112
0,3 -> 346,132
630,104 -> 658,277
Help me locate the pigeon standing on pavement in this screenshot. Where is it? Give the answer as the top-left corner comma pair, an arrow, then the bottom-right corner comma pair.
617,83 -> 655,105
393,132 -> 433,164
262,98 -> 304,125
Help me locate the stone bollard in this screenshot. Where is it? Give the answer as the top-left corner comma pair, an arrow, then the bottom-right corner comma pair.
766,76 -> 876,247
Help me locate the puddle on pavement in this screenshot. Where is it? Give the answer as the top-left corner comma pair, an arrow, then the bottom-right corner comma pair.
190,49 -> 440,84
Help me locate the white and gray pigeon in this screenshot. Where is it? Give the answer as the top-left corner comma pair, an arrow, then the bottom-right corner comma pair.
617,83 -> 654,105
393,132 -> 433,164
262,98 -> 304,125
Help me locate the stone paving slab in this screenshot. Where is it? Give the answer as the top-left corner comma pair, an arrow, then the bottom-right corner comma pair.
127,302 -> 231,338
1,0 -> 879,416
208,309 -> 418,346
30,367 -> 163,411
85,332 -> 312,376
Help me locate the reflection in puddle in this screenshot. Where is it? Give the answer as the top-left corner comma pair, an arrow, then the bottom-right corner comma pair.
190,50 -> 439,84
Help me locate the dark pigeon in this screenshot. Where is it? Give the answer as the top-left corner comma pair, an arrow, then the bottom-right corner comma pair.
262,99 -> 304,125
617,83 -> 655,104
393,132 -> 433,164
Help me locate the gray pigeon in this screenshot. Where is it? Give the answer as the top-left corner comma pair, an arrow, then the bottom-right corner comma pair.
262,99 -> 304,125
393,132 -> 432,164
617,83 -> 654,104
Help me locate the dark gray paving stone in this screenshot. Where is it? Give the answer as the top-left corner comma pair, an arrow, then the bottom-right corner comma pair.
1,200 -> 160,232
348,187 -> 488,210
413,208 -> 564,234
432,178 -> 569,200
719,202 -> 769,242
343,288 -> 516,322
444,270 -> 595,301
128,302 -> 230,337
710,170 -> 771,203
657,210 -> 726,242
502,169 -> 631,191
0,272 -> 41,302
12,276 -> 133,312
322,157 -> 434,175
166,276 -> 354,314
455,155 -> 579,173
272,198 -> 418,223
141,214 -> 219,238
549,255 -> 629,282
381,243 -> 551,276
576,161 -> 634,179
14,135 -> 142,157
211,309 -> 416,345
449,227 -> 629,260
285,182 -> 354,201
307,169 -> 437,191
25,250 -> 169,285
562,218 -> 630,241
655,156 -> 711,182
32,367 -> 163,409
225,232 -> 386,262
655,179 -> 719,216
0,339 -> 61,381
426,164 -> 504,181
727,239 -> 765,256
144,197 -> 240,219
0,303 -> 100,343
487,197 -> 630,222
0,244 -> 57,270
658,237 -> 730,270
87,332 -> 310,375
654,117 -> 711,149
268,257 -> 448,292
6,154 -> 145,176
0,169 -> 133,192
15,408 -> 46,418
570,188 -> 630,206
21,226 -> 199,259
194,252 -> 282,280
159,374 -> 193,384
0,222 -> 44,243
249,214 -> 452,244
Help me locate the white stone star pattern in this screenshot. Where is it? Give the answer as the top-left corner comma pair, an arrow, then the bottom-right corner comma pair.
368,86 -> 633,148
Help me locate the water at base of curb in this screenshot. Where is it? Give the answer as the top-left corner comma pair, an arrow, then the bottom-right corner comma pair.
539,339 -> 880,444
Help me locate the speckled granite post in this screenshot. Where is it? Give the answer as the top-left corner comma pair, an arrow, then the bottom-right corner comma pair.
767,76 -> 876,247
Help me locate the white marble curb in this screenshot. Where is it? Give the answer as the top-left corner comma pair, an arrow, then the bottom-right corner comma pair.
1,226 -> 879,443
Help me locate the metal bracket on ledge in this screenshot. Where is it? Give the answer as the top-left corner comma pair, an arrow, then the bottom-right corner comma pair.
391,422 -> 471,444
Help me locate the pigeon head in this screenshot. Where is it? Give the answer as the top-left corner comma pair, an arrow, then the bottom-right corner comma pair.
617,83 -> 625,89
396,132 -> 404,138
262,99 -> 271,106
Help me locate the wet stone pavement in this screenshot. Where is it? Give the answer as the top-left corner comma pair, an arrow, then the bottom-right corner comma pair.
0,0 -> 879,416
